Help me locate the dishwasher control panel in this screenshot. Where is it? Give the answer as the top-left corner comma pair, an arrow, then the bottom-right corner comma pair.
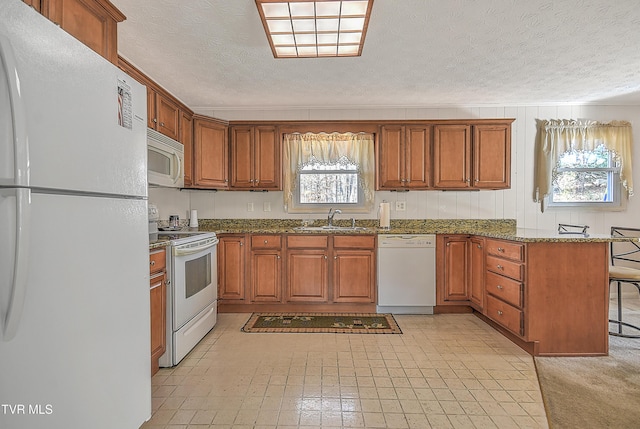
378,234 -> 435,248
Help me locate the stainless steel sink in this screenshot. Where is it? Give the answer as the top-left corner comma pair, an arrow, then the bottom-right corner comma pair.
293,225 -> 371,232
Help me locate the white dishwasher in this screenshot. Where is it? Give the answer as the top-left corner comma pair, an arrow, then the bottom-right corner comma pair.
377,234 -> 436,314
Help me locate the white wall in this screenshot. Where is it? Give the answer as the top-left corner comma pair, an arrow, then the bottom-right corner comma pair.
149,104 -> 640,235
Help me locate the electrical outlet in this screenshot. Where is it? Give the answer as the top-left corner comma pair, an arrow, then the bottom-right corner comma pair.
263,202 -> 271,212
247,202 -> 254,212
396,201 -> 406,211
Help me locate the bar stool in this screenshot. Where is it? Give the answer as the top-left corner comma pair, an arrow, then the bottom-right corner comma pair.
609,226 -> 640,338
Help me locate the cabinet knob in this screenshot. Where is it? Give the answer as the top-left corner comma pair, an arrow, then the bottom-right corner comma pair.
497,264 -> 504,270
160,122 -> 165,127
277,255 -> 281,259
153,118 -> 157,123
264,240 -> 268,244
497,310 -> 503,316
497,285 -> 503,290
497,247 -> 505,252
150,260 -> 155,266
240,242 -> 243,246
477,244 -> 482,249
334,256 -> 337,259
324,255 -> 328,259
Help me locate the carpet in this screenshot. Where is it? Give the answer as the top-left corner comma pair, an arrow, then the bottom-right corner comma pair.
535,336 -> 640,429
241,313 -> 402,334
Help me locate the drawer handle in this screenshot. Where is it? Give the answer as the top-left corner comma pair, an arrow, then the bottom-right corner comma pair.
497,247 -> 505,252
497,310 -> 503,315
497,264 -> 504,270
150,260 -> 155,266
496,285 -> 503,290
264,240 -> 268,244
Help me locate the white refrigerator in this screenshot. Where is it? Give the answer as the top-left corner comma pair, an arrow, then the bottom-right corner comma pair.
0,2 -> 151,428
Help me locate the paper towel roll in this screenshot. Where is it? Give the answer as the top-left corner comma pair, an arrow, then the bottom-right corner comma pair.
189,209 -> 198,227
379,202 -> 390,229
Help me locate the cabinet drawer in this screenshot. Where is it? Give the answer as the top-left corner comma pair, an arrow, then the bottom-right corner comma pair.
287,235 -> 328,249
485,239 -> 524,261
486,294 -> 523,336
251,235 -> 282,249
149,249 -> 166,274
486,255 -> 523,281
333,235 -> 375,249
485,271 -> 523,308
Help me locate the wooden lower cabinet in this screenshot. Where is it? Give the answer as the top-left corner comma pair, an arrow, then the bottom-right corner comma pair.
286,235 -> 329,302
217,234 -> 246,302
438,235 -> 471,303
250,235 -> 282,302
332,236 -> 376,303
218,234 -> 376,312
469,236 -> 485,310
149,248 -> 166,376
438,235 -> 610,356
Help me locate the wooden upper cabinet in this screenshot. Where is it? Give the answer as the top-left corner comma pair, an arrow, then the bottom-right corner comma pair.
180,111 -> 194,187
377,125 -> 431,190
434,123 -> 512,190
149,91 -> 180,141
194,116 -> 229,189
41,0 -> 125,64
473,124 -> 511,189
230,126 -> 280,190
433,125 -> 472,189
22,0 -> 42,12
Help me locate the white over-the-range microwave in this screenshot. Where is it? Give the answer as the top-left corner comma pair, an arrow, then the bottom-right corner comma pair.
147,127 -> 184,188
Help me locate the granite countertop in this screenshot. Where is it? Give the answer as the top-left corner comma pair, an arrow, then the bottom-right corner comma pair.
195,219 -> 634,243
148,219 -> 635,249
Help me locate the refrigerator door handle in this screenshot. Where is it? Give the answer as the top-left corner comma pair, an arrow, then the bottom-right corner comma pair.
0,34 -> 29,187
1,188 -> 31,341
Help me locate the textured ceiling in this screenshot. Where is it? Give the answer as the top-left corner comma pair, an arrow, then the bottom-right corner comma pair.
112,0 -> 640,110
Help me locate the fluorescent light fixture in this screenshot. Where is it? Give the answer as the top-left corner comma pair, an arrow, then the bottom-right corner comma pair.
256,0 -> 374,58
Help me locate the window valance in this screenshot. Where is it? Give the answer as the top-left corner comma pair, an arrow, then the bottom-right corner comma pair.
534,119 -> 634,203
283,132 -> 375,211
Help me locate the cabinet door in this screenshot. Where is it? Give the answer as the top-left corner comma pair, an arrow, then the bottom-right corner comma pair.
473,124 -> 511,189
251,250 -> 282,302
155,94 -> 180,140
433,125 -> 471,189
254,126 -> 280,190
150,271 -> 166,373
443,236 -> 470,301
180,111 -> 194,187
146,87 -> 157,129
332,249 -> 375,303
194,118 -> 229,189
23,0 -> 42,12
230,127 -> 254,189
218,235 -> 246,301
286,250 -> 328,302
377,125 -> 405,189
405,125 -> 432,189
43,0 -> 124,64
469,236 -> 485,309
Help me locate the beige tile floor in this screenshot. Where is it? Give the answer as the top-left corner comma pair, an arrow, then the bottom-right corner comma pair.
141,313 -> 548,429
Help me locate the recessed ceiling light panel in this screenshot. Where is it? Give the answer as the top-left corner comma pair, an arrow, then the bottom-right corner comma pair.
256,0 -> 374,58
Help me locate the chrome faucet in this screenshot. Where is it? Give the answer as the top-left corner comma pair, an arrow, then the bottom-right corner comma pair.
327,208 -> 342,226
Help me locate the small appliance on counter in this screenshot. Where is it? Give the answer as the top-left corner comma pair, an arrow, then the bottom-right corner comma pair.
378,201 -> 391,229
148,204 -> 159,240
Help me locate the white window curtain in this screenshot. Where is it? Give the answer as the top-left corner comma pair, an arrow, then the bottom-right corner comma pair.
534,119 -> 634,206
283,132 -> 375,212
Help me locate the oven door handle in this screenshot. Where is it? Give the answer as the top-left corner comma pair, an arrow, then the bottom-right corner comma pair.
173,239 -> 219,257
